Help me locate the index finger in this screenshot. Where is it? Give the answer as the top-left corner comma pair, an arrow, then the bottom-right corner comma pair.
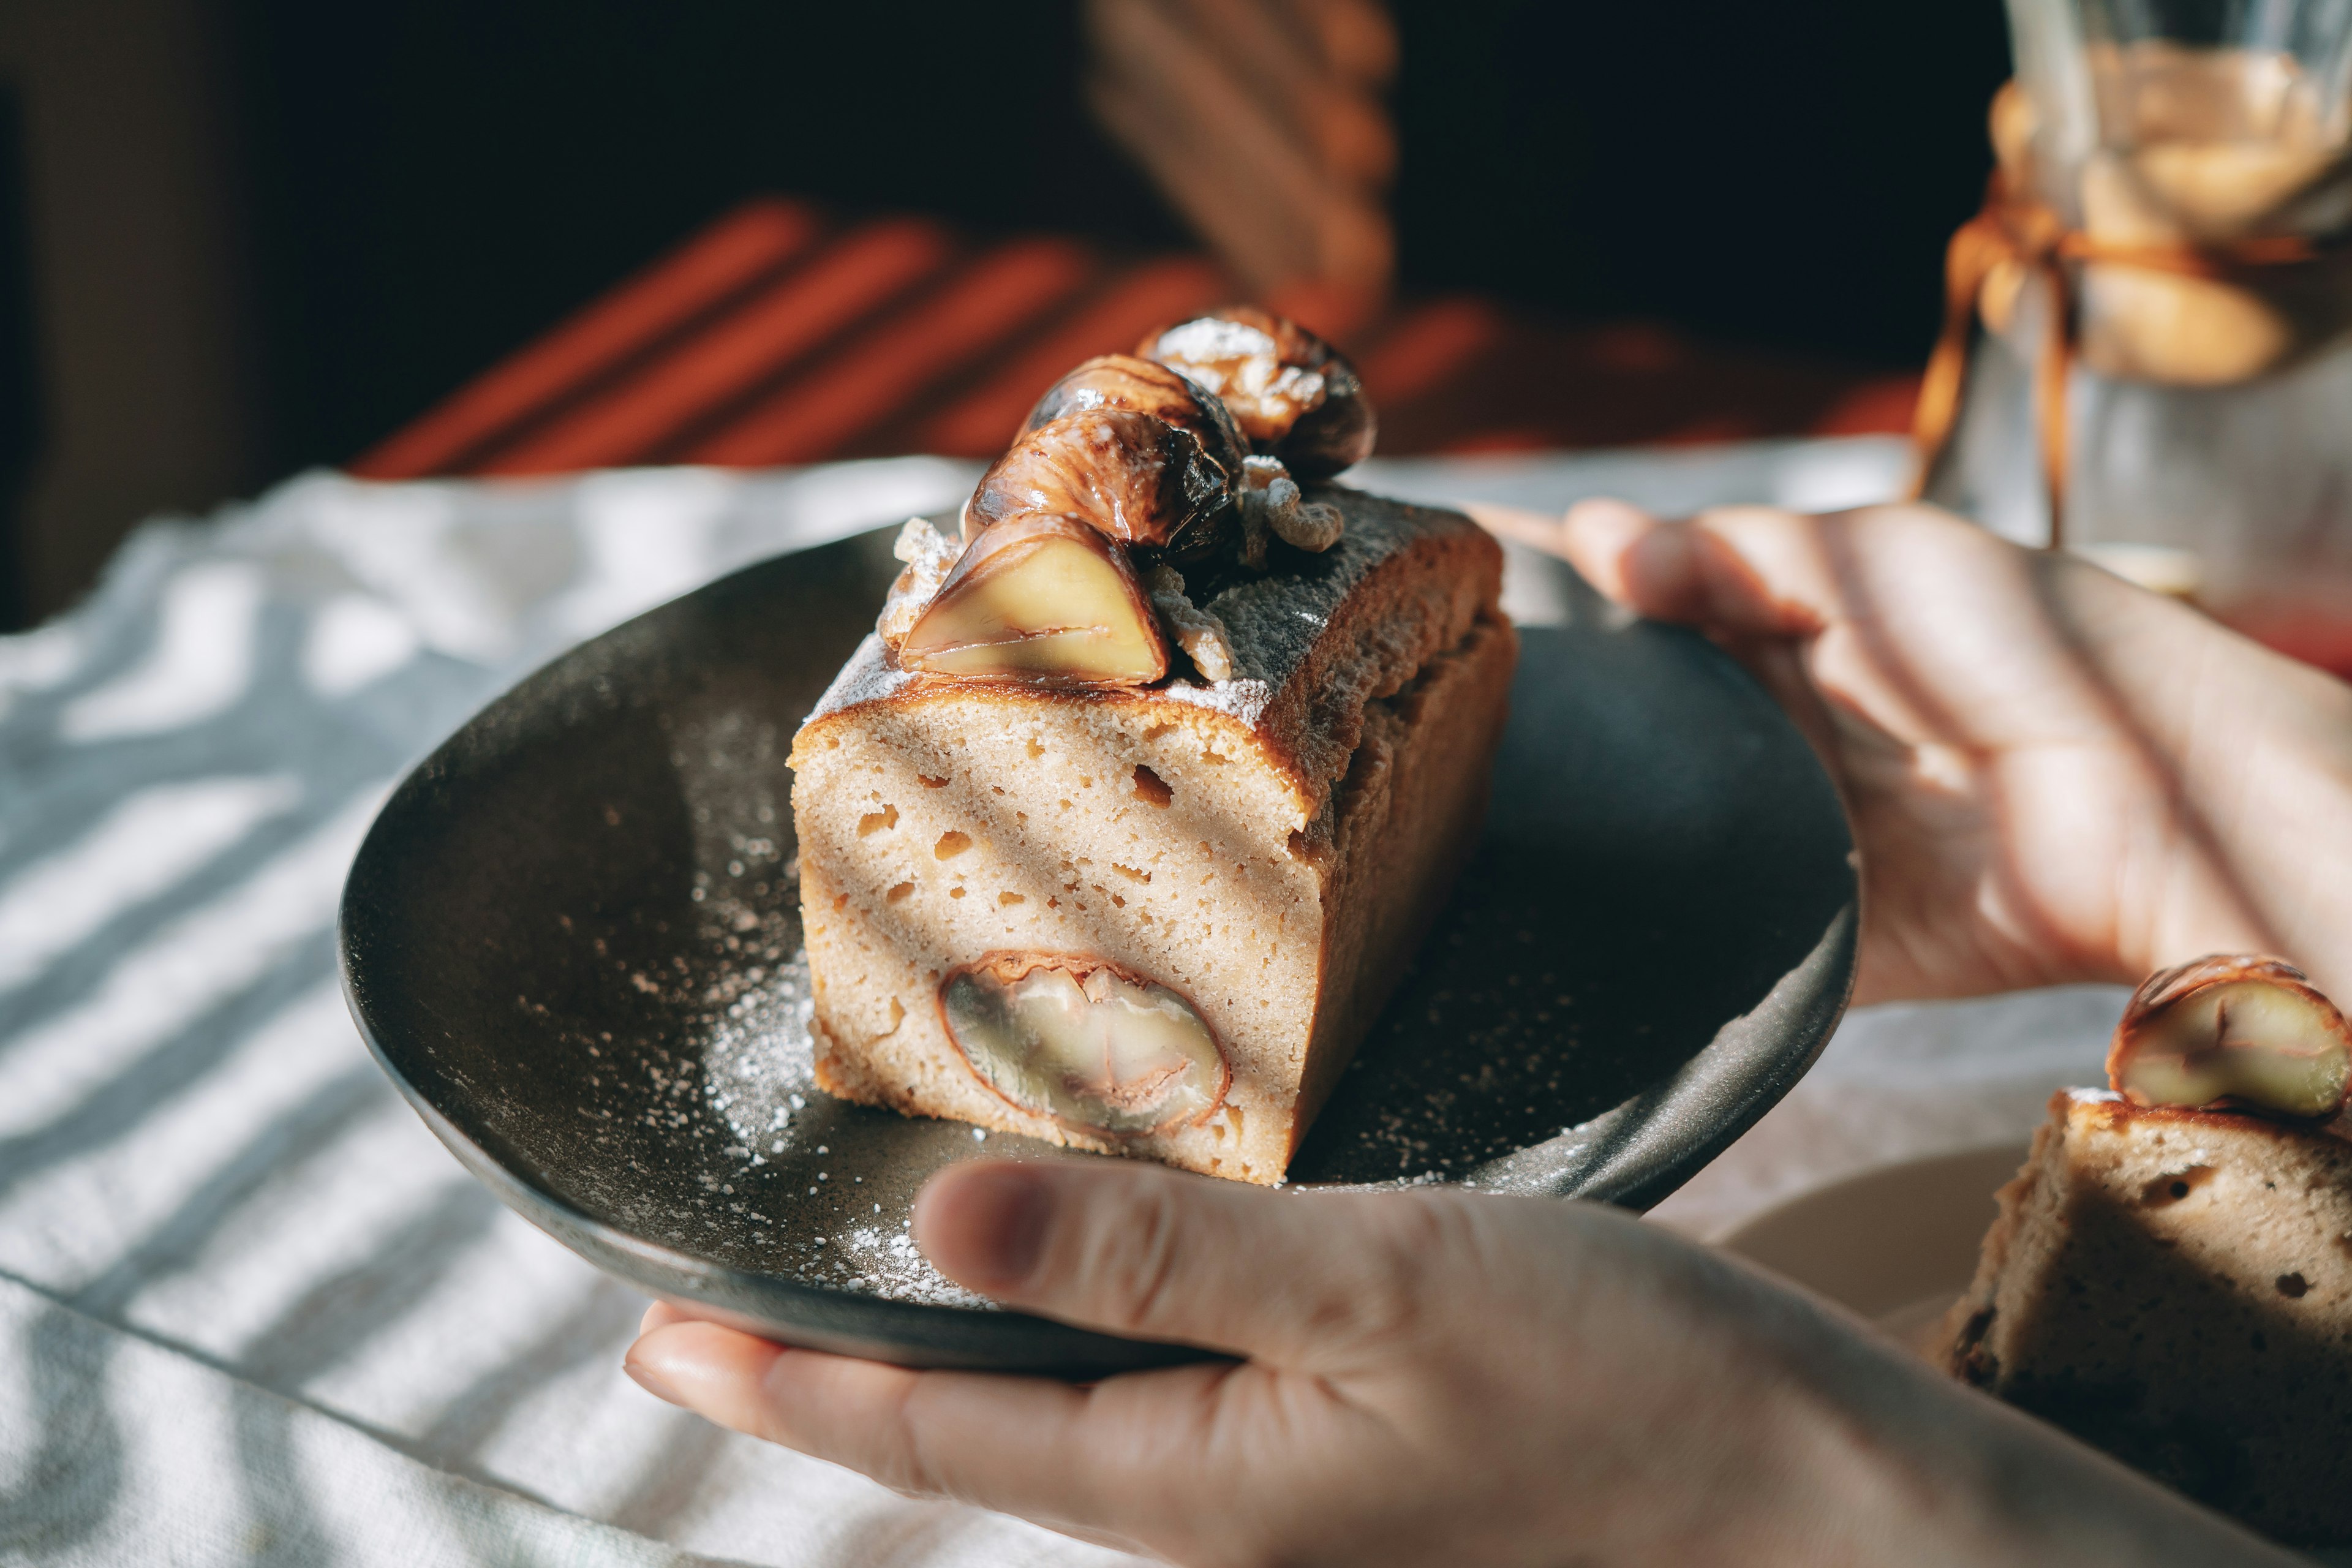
1562,498 -> 1846,641
625,1313 -> 1268,1549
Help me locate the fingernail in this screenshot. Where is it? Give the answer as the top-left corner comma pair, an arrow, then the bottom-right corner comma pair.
958,1166 -> 1056,1291
624,1348 -> 684,1406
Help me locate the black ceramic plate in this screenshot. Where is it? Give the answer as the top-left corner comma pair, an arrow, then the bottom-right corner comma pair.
341,518 -> 1856,1377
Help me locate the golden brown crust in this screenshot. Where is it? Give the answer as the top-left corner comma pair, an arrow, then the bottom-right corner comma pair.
794,488 -> 1502,826
1289,614 -> 1515,1149
2065,1086 -> 2352,1141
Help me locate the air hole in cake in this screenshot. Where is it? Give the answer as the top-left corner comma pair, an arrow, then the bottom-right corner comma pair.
918,774 -> 949,788
1131,764 -> 1173,807
1113,863 -> 1151,884
858,804 -> 898,837
886,881 -> 914,904
1025,739 -> 1044,759
1000,891 -> 1025,906
935,831 -> 972,859
2142,1165 -> 2217,1205
950,886 -> 966,899
2277,1272 -> 2310,1297
1142,723 -> 1175,742
1200,749 -> 1226,765
938,952 -> 1230,1135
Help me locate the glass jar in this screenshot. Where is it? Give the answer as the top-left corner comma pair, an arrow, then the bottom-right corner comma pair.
1923,0 -> 2352,677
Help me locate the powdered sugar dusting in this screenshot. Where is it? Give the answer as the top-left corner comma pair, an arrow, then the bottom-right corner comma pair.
704,951 -> 818,1155
807,634 -> 916,720
689,889 -> 1009,1310
803,486 -> 1476,760
834,1225 -> 993,1308
1153,674 -> 1277,722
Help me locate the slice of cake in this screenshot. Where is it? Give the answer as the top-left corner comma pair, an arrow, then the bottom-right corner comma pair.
789,313 -> 1512,1185
1941,957 -> 2352,1545
792,491 -> 1509,1185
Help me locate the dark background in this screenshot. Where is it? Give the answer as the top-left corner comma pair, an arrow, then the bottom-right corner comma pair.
231,0 -> 2007,470
0,84 -> 39,631
0,0 -> 2010,624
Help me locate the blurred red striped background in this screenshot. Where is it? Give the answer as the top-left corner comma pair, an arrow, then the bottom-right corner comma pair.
354,198 -> 1918,481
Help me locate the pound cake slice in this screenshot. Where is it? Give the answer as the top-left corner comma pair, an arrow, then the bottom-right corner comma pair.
791,311 -> 1512,1185
791,486 -> 1510,1185
1942,957 -> 2352,1545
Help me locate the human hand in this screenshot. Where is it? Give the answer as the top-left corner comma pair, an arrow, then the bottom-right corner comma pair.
624,1158 -> 2288,1567
1531,499 -> 2352,1006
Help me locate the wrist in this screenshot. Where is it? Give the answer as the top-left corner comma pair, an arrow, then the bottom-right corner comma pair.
1737,1290 -> 2295,1567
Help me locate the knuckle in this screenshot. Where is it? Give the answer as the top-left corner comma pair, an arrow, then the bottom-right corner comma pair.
1080,1172 -> 1190,1332
1335,1193 -> 1473,1344
879,1378 -> 951,1499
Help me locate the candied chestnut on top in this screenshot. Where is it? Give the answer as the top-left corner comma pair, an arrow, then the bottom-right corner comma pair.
2106,954 -> 2352,1120
967,407 -> 1234,560
1138,306 -> 1376,478
895,513 -> 1169,687
1023,354 -> 1250,480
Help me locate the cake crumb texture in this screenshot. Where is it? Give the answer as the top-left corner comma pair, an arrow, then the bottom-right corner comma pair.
1942,1090 -> 2352,1544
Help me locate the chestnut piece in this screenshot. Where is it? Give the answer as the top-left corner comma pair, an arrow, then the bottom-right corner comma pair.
1144,564 -> 1237,682
1138,306 -> 1377,478
967,409 -> 1233,559
1239,454 -> 1343,553
1023,354 -> 1250,480
897,514 -> 1169,686
940,951 -> 1229,1136
876,516 -> 960,651
2106,954 -> 2352,1120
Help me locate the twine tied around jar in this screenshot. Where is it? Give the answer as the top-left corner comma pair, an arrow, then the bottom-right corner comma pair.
1910,169 -> 2351,548
1910,72 -> 2352,549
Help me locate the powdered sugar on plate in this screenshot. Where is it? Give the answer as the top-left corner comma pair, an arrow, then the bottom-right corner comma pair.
703,950 -> 818,1157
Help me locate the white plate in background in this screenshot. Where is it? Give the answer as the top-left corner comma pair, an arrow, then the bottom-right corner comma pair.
1715,1143 -> 2029,1355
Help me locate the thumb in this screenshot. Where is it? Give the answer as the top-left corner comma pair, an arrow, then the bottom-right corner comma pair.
914,1159 -> 1435,1366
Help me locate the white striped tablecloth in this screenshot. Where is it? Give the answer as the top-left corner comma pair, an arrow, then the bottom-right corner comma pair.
0,440 -> 2133,1566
